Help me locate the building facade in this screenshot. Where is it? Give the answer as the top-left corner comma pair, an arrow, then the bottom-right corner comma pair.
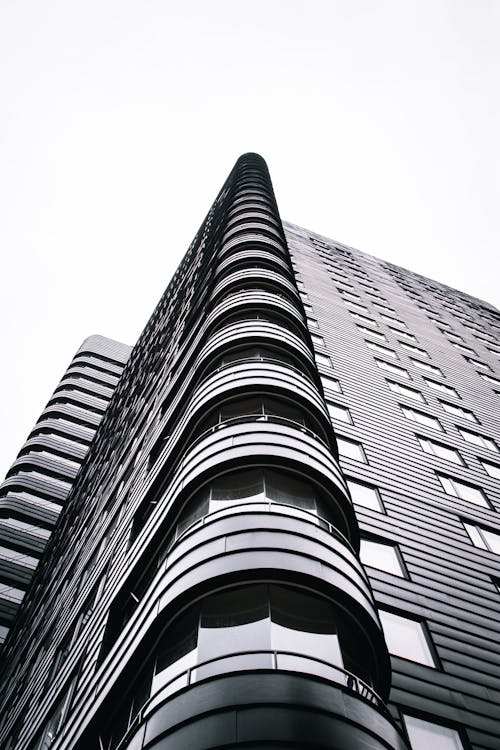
0,154 -> 499,750
0,335 -> 131,651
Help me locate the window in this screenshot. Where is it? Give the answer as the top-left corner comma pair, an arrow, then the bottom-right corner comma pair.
438,475 -> 489,507
321,375 -> 341,393
338,288 -> 361,302
401,407 -> 442,431
311,334 -> 325,347
327,402 -> 352,423
307,317 -> 319,329
379,610 -> 436,667
458,428 -> 497,452
172,468 -> 343,542
403,715 -> 465,750
347,301 -> 369,313
387,381 -> 425,402
424,379 -> 458,397
349,311 -> 378,326
337,437 -> 366,462
381,314 -> 408,329
400,342 -> 430,358
315,353 -> 332,368
480,461 -> 500,479
392,328 -> 417,341
463,522 -> 500,553
418,438 -> 463,465
467,357 -> 491,371
366,341 -> 397,358
373,302 -> 396,314
480,373 -> 500,385
411,359 -> 443,376
346,479 -> 383,510
356,324 -> 387,341
376,360 -> 410,378
360,539 -> 405,576
440,402 -> 477,422
451,342 -> 476,355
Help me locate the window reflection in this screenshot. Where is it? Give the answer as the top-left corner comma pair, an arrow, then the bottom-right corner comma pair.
103,584 -> 377,749
172,468 -> 342,541
193,396 -> 326,443
151,584 -> 372,697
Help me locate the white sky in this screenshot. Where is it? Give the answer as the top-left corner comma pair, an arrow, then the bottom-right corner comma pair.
1,1 -> 499,478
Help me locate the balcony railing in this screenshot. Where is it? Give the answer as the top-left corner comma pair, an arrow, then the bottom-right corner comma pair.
112,649 -> 392,750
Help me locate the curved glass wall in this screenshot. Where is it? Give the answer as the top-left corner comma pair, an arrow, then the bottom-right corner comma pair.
172,467 -> 345,541
192,396 -> 328,445
212,310 -> 304,340
102,584 -> 376,749
206,345 -> 308,376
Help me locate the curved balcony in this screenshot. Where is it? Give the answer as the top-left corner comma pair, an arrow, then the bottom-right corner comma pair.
146,415 -> 357,548
195,320 -> 315,377
97,504 -> 401,749
221,221 -> 284,246
205,290 -> 306,340
211,267 -> 300,305
119,661 -> 407,750
186,360 -> 329,433
218,233 -> 286,260
225,207 -> 282,230
215,248 -> 292,279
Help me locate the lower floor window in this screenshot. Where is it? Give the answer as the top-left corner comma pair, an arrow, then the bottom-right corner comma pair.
403,714 -> 465,750
102,583 -> 376,750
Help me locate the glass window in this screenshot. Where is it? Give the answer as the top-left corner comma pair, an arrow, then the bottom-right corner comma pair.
480,373 -> 500,385
327,402 -> 352,423
307,318 -> 319,328
311,334 -> 325,347
321,375 -> 341,392
211,470 -> 265,506
458,429 -> 497,452
438,476 -> 488,507
270,585 -> 343,668
387,381 -> 425,402
376,360 -> 410,378
463,522 -> 500,553
440,402 -> 477,422
424,379 -> 458,397
366,341 -> 397,359
400,342 -> 429,358
467,358 -> 491,371
480,460 -> 500,478
419,438 -> 463,465
349,311 -> 378,326
411,359 -> 443,375
392,328 -> 417,341
315,353 -> 332,368
401,407 -> 442,430
360,539 -> 404,576
357,324 -> 387,341
379,610 -> 436,667
337,438 -> 366,462
346,479 -> 383,511
381,314 -> 408,329
403,715 -> 464,750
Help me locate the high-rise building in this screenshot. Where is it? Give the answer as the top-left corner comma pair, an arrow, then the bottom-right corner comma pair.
0,153 -> 499,750
0,335 -> 131,651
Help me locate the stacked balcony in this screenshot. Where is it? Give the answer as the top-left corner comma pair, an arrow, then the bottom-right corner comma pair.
85,155 -> 408,750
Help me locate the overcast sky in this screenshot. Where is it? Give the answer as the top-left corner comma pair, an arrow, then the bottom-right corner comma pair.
0,0 -> 499,478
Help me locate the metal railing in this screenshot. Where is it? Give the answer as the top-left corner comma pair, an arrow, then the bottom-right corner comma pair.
113,649 -> 392,750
